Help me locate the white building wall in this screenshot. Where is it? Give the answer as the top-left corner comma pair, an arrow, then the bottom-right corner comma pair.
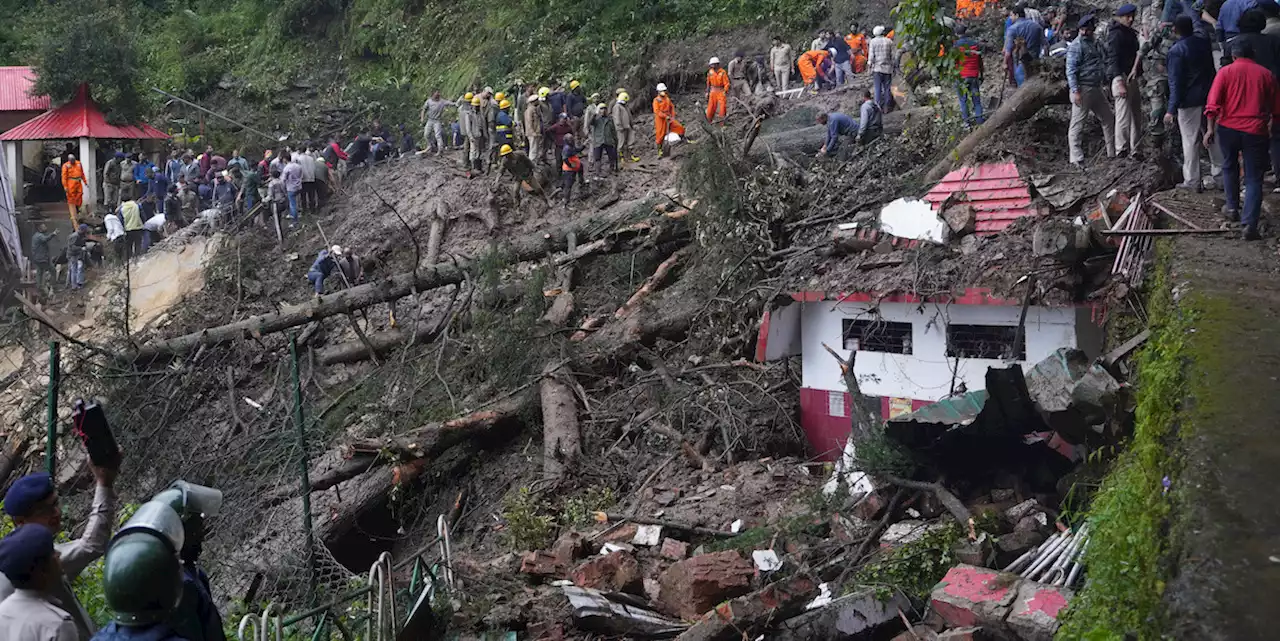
800,301 -> 1081,400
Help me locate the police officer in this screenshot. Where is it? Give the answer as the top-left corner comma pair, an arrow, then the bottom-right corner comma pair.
91,496 -> 190,641
0,470 -> 119,641
0,525 -> 77,641
152,482 -> 225,641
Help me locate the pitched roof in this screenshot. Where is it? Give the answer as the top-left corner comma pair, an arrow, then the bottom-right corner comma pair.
0,85 -> 168,141
922,162 -> 1038,235
0,67 -> 50,112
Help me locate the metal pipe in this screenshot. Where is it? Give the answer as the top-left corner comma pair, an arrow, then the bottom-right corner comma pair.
238,614 -> 259,641
1065,536 -> 1089,587
150,87 -> 282,142
1043,525 -> 1087,583
1025,531 -> 1074,579
1020,530 -> 1067,574
45,341 -> 59,475
436,515 -> 454,590
1005,530 -> 1062,574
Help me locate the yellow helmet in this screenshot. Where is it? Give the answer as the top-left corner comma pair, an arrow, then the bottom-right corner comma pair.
495,91 -> 506,101
471,96 -> 481,106
538,86 -> 551,97
569,79 -> 581,89
464,92 -> 474,101
499,144 -> 514,156
618,92 -> 630,103
499,99 -> 511,109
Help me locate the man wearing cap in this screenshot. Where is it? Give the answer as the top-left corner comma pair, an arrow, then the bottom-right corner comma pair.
1067,14 -> 1116,167
706,57 -> 731,123
0,525 -> 77,641
770,36 -> 793,91
868,26 -> 896,109
590,102 -> 618,175
102,153 -> 123,212
612,93 -> 637,163
653,84 -> 685,158
0,467 -> 119,641
1108,4 -> 1143,157
307,245 -> 343,296
524,94 -> 545,163
727,51 -> 751,102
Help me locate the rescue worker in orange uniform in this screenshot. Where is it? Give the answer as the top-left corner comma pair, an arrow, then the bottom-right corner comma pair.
797,49 -> 831,92
705,57 -> 731,124
61,154 -> 86,227
845,26 -> 869,74
652,83 -> 685,158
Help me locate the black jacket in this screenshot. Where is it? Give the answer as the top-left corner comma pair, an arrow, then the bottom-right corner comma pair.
1106,21 -> 1141,80
1226,32 -> 1280,78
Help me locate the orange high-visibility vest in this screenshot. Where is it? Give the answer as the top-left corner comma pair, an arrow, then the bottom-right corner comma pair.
653,94 -> 676,120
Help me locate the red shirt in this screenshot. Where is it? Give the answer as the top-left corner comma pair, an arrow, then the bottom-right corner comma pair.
1205,57 -> 1280,137
955,38 -> 982,79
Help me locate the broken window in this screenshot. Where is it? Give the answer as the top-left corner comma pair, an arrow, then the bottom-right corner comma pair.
946,324 -> 1026,360
842,319 -> 913,354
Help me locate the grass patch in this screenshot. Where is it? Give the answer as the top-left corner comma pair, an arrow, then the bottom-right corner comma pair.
1057,241 -> 1187,640
853,521 -> 962,602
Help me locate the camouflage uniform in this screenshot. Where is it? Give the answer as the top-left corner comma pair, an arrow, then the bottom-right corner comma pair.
1139,26 -> 1173,151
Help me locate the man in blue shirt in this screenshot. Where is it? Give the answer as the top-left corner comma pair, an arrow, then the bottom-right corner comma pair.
1165,13 -> 1223,189
1004,6 -> 1044,86
816,111 -> 858,157
1219,0 -> 1259,40
132,156 -> 154,199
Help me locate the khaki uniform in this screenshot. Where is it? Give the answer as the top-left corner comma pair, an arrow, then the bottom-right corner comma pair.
770,43 -> 793,90
727,57 -> 750,101
524,102 -> 545,161
612,101 -> 635,160
0,485 -> 115,641
0,591 -> 77,641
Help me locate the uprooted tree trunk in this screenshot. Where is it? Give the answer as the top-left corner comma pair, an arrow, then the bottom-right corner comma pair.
747,107 -> 932,161
133,209 -> 681,362
925,76 -> 1067,183
540,233 -> 581,481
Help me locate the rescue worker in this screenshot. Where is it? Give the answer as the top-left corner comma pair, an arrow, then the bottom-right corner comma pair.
566,80 -> 587,120
465,95 -> 485,177
846,26 -> 869,73
652,83 -> 685,158
458,92 -> 476,170
0,468 -> 118,641
868,26 -> 896,106
727,51 -> 750,103
524,94 -> 546,163
706,57 -> 731,123
613,93 -> 638,162
1138,25 -> 1174,154
816,112 -> 858,157
307,245 -> 342,296
102,152 -> 123,213
548,84 -> 568,119
537,87 -> 555,154
151,482 -> 226,641
582,95 -> 601,171
746,55 -> 769,95
496,144 -> 549,205
61,154 -> 86,227
591,103 -> 619,175
495,99 -> 515,160
797,48 -> 832,93
91,492 -> 190,641
770,36 -> 793,91
560,133 -> 585,208
484,90 -> 501,167
0,525 -> 76,641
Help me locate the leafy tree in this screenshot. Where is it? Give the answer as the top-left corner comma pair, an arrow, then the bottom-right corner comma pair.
891,0 -> 963,89
30,6 -> 145,124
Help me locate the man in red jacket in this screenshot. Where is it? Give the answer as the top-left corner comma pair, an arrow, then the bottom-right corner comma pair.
953,26 -> 985,126
1204,39 -> 1280,240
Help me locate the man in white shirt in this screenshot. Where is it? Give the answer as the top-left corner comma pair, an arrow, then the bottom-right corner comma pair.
0,525 -> 77,641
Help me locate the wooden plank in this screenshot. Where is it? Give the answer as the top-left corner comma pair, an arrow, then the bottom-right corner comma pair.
1147,199 -> 1204,230
1101,228 -> 1229,236
1102,329 -> 1152,367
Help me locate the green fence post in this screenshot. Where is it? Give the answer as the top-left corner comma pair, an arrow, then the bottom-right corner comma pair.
290,334 -> 317,605
45,341 -> 59,476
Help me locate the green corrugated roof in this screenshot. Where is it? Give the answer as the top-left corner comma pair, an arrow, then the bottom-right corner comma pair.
889,390 -> 990,426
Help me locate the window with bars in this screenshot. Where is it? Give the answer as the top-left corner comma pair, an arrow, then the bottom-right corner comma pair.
946,324 -> 1026,360
842,319 -> 913,354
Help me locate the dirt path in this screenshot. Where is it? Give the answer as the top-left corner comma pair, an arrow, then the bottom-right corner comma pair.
1162,192 -> 1280,640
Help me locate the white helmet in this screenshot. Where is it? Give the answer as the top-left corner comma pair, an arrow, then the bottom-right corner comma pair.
873,25 -> 885,36
330,245 -> 343,255
709,56 -> 721,65
656,82 -> 668,92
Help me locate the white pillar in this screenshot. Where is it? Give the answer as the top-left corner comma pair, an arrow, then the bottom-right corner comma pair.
2,141 -> 18,206
78,136 -> 96,211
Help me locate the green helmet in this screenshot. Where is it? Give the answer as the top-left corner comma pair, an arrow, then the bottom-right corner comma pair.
103,531 -> 183,626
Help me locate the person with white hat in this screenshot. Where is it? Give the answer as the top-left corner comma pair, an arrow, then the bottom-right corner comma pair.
706,57 -> 731,123
652,83 -> 685,158
612,92 -> 638,162
307,245 -> 343,297
868,26 -> 896,110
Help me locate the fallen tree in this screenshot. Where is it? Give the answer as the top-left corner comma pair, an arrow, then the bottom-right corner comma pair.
925,75 -> 1067,183
133,208 -> 680,362
748,107 -> 932,161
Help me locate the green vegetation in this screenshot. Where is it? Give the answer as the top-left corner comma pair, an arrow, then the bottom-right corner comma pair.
891,0 -> 963,87
1057,242 -> 1186,640
499,484 -> 620,550
854,521 -> 961,601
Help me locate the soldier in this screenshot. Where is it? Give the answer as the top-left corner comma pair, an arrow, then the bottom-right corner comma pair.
1139,25 -> 1175,153
153,482 -> 226,641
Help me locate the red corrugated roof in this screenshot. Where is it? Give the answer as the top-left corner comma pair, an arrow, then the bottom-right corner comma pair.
0,67 -> 49,112
922,162 -> 1038,235
0,85 -> 168,141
